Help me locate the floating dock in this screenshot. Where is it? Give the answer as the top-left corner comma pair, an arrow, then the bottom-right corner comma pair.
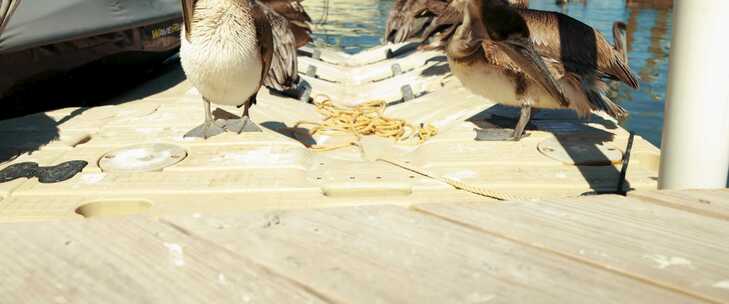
0,43 -> 661,220
2,43 -> 726,303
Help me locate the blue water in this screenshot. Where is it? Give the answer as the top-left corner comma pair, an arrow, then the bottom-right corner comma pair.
306,0 -> 672,146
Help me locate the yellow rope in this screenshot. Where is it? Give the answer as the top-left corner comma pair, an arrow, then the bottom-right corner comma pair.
294,95 -> 523,201
294,96 -> 437,150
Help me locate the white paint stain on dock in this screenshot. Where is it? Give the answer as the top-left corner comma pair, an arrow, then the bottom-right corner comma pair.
643,255 -> 694,269
713,280 -> 729,289
163,243 -> 185,267
218,273 -> 227,285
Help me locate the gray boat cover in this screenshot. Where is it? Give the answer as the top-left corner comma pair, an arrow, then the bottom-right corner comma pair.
0,0 -> 181,53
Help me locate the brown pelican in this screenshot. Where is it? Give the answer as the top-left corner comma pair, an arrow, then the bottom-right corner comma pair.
433,0 -> 639,141
180,0 -> 307,138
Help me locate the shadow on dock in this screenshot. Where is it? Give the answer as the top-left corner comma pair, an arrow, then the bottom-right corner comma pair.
471,105 -> 630,195
0,52 -> 183,164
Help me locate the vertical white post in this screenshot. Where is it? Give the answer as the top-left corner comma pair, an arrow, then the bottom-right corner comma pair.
659,0 -> 729,189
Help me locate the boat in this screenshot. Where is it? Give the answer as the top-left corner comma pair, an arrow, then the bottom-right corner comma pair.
0,0 -> 182,98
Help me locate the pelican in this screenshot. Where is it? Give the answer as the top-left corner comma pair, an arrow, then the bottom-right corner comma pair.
180,0 -> 307,138
439,0 -> 639,141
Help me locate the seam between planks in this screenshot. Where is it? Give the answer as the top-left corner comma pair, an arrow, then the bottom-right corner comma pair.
410,206 -> 721,304
157,218 -> 344,304
628,193 -> 729,222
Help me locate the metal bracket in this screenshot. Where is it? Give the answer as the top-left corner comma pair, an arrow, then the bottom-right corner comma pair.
401,84 -> 414,102
306,65 -> 317,78
297,79 -> 313,103
0,160 -> 88,184
391,63 -> 402,77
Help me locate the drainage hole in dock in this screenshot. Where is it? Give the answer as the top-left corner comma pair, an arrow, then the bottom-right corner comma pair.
75,200 -> 152,218
376,176 -> 382,180
409,175 -> 415,179
349,176 -> 355,180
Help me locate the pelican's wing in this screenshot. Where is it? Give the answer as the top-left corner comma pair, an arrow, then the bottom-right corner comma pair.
261,5 -> 299,91
251,1 -> 274,89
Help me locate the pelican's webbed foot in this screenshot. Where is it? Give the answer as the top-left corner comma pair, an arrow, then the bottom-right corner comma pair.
224,116 -> 262,133
474,128 -> 530,141
474,104 -> 533,142
184,120 -> 226,139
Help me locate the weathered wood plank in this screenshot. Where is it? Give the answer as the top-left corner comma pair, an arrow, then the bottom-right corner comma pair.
0,218 -> 329,304
164,205 -> 700,303
415,195 -> 729,303
629,189 -> 729,221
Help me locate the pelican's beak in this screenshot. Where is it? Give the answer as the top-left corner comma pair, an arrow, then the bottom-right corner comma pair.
181,0 -> 195,41
496,37 -> 569,106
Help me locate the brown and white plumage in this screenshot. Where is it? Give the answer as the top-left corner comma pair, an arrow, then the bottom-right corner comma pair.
419,0 -> 527,50
445,0 -> 638,140
259,0 -> 313,48
384,0 -> 409,43
180,0 -> 273,138
260,3 -> 300,92
385,0 -> 446,43
386,0 -> 528,44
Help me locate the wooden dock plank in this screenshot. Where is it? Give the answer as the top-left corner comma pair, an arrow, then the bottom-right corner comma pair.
0,218 -> 329,304
163,205 -> 700,303
414,195 -> 729,303
629,189 -> 729,221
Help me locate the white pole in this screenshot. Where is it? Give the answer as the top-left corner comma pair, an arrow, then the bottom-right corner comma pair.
658,0 -> 729,189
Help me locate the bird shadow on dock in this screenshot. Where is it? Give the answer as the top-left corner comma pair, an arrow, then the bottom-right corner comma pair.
261,121 -> 317,147
469,105 -> 631,195
420,57 -> 451,77
210,108 -> 317,147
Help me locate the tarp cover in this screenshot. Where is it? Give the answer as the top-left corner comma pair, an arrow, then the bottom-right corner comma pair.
0,0 -> 181,53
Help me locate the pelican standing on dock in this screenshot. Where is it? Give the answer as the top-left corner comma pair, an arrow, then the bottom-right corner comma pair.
179,0 -> 274,138
442,0 -> 638,141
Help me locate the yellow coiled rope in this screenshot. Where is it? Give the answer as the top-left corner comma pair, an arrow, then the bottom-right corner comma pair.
293,96 -> 521,201
294,97 -> 438,151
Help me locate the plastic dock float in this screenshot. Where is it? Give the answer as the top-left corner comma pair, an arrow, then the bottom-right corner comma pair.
2,43 -> 729,303
0,43 -> 662,221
